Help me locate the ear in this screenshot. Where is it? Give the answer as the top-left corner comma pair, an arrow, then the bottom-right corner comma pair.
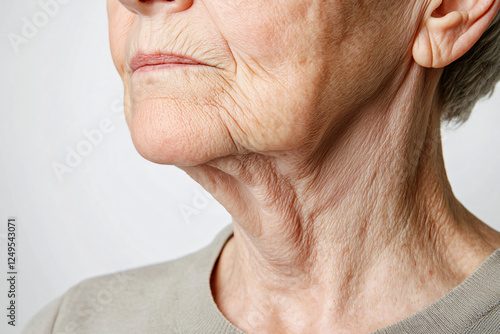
413,0 -> 500,68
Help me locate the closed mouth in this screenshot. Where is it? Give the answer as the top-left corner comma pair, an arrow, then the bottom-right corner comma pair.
130,53 -> 205,73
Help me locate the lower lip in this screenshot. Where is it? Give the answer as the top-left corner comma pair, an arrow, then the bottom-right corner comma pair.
133,63 -> 202,74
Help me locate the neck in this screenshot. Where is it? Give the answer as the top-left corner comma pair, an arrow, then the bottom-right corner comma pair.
179,63 -> 499,333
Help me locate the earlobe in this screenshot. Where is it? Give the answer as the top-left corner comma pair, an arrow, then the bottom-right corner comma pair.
413,0 -> 499,68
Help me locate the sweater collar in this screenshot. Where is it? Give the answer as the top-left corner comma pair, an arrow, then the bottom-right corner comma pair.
174,224 -> 500,334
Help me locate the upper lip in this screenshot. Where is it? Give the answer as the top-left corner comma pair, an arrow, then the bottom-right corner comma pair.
130,52 -> 205,72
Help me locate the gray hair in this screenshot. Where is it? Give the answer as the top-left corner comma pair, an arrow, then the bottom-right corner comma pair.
440,10 -> 500,124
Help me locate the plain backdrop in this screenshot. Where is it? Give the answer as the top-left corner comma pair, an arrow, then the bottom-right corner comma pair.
0,1 -> 499,333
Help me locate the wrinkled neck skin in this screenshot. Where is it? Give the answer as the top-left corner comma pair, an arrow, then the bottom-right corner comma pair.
179,62 -> 500,334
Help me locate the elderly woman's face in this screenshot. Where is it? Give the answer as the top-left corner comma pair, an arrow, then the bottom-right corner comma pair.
108,0 -> 414,165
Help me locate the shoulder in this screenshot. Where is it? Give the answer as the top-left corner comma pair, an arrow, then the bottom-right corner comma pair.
22,247 -> 215,333
22,261 -> 180,334
22,296 -> 63,334
22,224 -> 234,334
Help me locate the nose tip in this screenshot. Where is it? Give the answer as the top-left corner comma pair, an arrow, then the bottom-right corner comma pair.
118,0 -> 194,16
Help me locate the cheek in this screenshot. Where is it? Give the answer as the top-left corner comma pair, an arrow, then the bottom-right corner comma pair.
200,1 -> 327,149
207,1 -> 307,66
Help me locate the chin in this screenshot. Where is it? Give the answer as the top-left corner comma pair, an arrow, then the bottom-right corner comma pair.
127,100 -> 235,166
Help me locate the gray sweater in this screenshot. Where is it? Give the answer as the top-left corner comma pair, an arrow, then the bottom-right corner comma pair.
23,224 -> 500,334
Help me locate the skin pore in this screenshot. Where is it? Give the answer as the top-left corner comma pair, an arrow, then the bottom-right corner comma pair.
108,0 -> 500,333
201,64 -> 500,333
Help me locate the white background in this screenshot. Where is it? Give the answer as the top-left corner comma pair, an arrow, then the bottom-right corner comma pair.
0,1 -> 499,333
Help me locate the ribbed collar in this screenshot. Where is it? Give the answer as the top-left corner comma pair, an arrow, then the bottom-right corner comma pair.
175,224 -> 500,334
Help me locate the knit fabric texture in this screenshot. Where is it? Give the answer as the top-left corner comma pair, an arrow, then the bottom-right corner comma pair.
23,224 -> 500,334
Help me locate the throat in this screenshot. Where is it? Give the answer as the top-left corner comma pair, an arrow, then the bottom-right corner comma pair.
210,217 -> 495,334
